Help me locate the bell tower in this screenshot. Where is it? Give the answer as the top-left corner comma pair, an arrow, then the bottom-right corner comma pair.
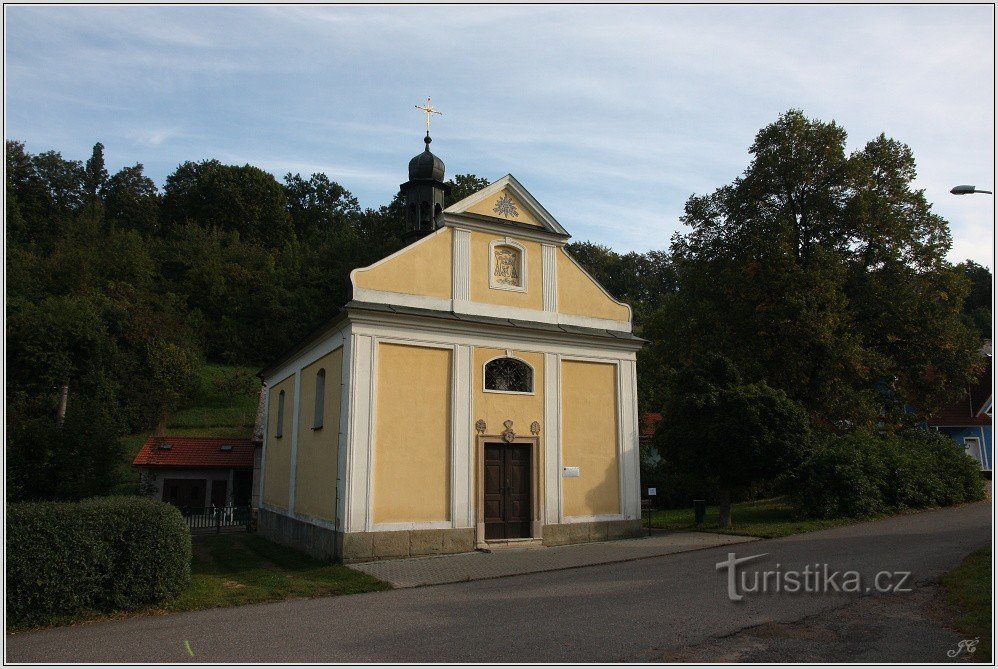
401,99 -> 450,244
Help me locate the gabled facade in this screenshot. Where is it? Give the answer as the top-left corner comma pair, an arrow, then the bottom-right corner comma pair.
257,141 -> 644,562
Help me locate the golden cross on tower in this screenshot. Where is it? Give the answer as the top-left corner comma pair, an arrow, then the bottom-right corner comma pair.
415,97 -> 442,133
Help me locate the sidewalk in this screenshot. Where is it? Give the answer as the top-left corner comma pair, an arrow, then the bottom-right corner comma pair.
351,530 -> 757,587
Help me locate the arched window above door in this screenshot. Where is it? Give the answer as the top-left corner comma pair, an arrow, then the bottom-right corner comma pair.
484,357 -> 534,394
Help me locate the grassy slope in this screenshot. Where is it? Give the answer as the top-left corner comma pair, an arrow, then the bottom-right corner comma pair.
941,545 -> 992,662
649,497 -> 872,539
168,363 -> 260,433
113,364 -> 261,494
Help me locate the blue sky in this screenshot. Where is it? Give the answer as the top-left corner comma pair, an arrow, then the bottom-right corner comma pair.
5,5 -> 994,265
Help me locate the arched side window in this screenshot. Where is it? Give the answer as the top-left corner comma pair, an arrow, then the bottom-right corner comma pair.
275,389 -> 286,438
313,369 -> 326,429
484,357 -> 534,394
489,238 -> 527,292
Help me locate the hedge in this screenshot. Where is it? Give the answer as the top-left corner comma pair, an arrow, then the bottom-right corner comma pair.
7,496 -> 191,626
795,429 -> 985,519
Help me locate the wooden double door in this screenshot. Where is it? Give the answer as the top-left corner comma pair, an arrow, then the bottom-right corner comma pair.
484,442 -> 532,540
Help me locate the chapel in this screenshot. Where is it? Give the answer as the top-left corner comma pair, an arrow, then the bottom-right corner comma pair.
258,124 -> 644,562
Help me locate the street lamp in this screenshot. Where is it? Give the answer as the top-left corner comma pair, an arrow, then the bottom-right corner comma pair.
950,185 -> 993,195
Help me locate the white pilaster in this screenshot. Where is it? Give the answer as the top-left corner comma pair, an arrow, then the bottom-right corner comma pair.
453,228 -> 471,304
544,352 -> 562,524
451,344 -> 473,528
542,243 -> 557,312
335,330 -> 353,528
617,360 -> 641,518
257,386 -> 269,508
344,333 -> 376,533
287,369 -> 303,514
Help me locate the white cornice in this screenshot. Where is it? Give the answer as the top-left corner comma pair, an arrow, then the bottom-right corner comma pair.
345,305 -> 644,353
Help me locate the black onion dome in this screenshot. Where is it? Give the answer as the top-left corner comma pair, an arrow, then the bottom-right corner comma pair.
408,134 -> 445,181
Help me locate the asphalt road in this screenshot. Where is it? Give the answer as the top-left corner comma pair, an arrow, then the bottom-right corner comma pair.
6,501 -> 991,663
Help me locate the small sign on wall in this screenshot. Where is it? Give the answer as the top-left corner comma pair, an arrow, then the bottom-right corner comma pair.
648,487 -> 657,496
562,466 -> 580,478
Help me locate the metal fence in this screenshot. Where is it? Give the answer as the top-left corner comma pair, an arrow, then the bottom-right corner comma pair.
182,506 -> 253,533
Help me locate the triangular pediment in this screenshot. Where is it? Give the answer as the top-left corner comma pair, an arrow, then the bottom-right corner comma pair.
443,174 -> 569,237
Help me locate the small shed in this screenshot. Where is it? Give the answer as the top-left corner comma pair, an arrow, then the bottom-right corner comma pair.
133,436 -> 257,511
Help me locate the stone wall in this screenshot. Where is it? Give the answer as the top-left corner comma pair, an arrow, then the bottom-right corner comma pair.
258,507 -> 341,561
341,528 -> 475,563
541,519 -> 643,546
258,510 -> 642,562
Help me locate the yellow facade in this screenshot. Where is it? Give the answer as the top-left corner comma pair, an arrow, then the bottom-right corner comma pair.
373,343 -> 452,523
263,374 -> 295,510
464,188 -> 543,227
556,249 -> 630,322
469,231 -> 544,310
560,360 -> 620,516
293,348 -> 343,521
352,227 -> 453,298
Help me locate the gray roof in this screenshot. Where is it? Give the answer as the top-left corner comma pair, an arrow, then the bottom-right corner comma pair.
346,300 -> 645,344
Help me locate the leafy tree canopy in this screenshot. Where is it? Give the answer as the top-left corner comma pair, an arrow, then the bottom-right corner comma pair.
651,109 -> 982,428
161,160 -> 294,248
957,260 -> 993,340
653,353 -> 812,527
6,126 -> 987,504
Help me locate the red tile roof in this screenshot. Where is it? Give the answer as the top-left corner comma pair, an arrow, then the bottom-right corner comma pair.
929,356 -> 993,427
133,436 -> 256,469
640,412 -> 662,438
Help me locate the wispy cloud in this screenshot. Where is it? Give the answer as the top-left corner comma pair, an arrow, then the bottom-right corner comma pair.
5,5 -> 993,265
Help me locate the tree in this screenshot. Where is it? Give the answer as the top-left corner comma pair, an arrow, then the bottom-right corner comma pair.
83,142 -> 108,218
957,260 -> 992,340
104,164 -> 161,235
161,160 -> 293,248
283,172 -> 360,241
5,142 -> 85,248
654,354 -> 811,528
445,173 -> 490,206
660,110 -> 981,428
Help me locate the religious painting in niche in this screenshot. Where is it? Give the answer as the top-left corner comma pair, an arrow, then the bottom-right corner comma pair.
485,357 -> 533,393
493,245 -> 522,288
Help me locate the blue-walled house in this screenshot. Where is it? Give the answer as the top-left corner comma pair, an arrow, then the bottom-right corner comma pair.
928,349 -> 993,472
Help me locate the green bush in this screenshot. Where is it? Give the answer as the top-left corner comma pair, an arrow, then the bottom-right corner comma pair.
795,429 -> 985,519
6,496 -> 191,626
